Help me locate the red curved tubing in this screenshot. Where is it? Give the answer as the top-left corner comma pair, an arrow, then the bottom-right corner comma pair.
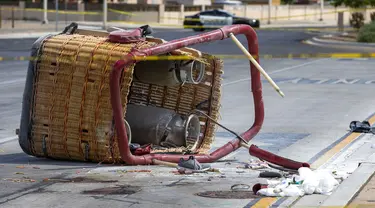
110,24 -> 310,170
249,145 -> 310,169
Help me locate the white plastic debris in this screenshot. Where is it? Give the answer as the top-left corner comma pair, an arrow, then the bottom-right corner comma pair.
280,184 -> 305,197
257,188 -> 281,197
256,167 -> 340,197
315,170 -> 339,195
267,179 -> 284,188
273,179 -> 292,193
332,170 -> 350,181
299,167 -> 320,195
257,183 -> 304,197
246,159 -> 269,169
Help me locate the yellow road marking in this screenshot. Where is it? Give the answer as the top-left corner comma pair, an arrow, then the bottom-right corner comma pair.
310,132 -> 361,169
251,197 -> 278,208
368,115 -> 375,125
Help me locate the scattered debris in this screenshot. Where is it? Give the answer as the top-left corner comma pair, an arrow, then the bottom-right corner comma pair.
43,177 -> 118,183
237,159 -> 269,170
4,177 -> 36,183
209,168 -> 221,173
332,171 -> 351,183
16,166 -> 25,169
259,171 -> 282,178
14,172 -> 24,175
172,167 -> 220,175
171,170 -> 180,174
350,120 -> 375,134
257,182 -> 304,197
178,156 -> 211,170
166,179 -> 195,187
231,184 -> 251,191
108,169 -> 152,174
32,166 -> 40,169
126,170 -> 152,173
195,190 -> 261,199
252,183 -> 268,194
153,156 -> 220,175
255,167 -> 340,197
176,167 -> 207,174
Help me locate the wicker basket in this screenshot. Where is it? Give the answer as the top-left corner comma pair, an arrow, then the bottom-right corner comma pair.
18,26 -> 223,163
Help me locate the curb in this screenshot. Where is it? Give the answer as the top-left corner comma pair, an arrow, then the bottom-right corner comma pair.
260,24 -> 343,29
0,25 -> 103,39
319,153 -> 375,207
315,35 -> 375,47
304,38 -> 375,52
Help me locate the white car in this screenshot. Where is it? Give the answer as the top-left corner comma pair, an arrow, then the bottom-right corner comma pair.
183,9 -> 260,31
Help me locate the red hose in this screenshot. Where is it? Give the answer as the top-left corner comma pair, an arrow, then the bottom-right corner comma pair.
110,24 -> 310,169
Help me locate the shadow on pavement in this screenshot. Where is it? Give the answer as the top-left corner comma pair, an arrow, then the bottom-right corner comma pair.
0,152 -> 103,168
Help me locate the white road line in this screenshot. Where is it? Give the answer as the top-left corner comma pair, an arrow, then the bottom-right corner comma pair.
0,136 -> 18,144
222,59 -> 326,86
0,61 -> 29,67
0,78 -> 25,85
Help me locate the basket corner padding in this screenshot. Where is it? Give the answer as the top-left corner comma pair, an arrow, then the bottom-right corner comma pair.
18,34 -> 53,156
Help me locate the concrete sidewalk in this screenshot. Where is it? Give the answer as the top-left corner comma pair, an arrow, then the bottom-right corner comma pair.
348,173 -> 375,207
292,132 -> 375,208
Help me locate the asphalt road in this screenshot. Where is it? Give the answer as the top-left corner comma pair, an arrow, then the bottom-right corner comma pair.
0,29 -> 375,208
0,28 -> 367,57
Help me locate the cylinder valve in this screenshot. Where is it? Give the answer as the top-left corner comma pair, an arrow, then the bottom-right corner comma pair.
124,104 -> 202,152
133,59 -> 205,86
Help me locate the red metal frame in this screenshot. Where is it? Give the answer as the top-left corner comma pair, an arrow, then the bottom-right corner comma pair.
110,24 -> 310,170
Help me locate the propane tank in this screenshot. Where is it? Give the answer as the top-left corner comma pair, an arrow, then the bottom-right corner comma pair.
133,59 -> 205,86
124,104 -> 201,151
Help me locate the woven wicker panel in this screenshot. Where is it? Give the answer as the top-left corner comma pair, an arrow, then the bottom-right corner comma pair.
29,33 -> 223,163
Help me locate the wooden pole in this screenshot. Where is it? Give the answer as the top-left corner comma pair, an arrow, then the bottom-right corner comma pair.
229,33 -> 285,98
152,159 -> 178,168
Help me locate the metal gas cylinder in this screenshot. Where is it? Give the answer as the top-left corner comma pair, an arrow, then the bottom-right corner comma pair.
133,59 -> 205,86
124,104 -> 201,151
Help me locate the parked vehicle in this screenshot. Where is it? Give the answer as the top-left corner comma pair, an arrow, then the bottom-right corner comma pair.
183,9 -> 260,31
212,0 -> 243,5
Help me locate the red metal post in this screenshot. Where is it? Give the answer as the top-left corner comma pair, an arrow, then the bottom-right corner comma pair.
110,24 -> 310,170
